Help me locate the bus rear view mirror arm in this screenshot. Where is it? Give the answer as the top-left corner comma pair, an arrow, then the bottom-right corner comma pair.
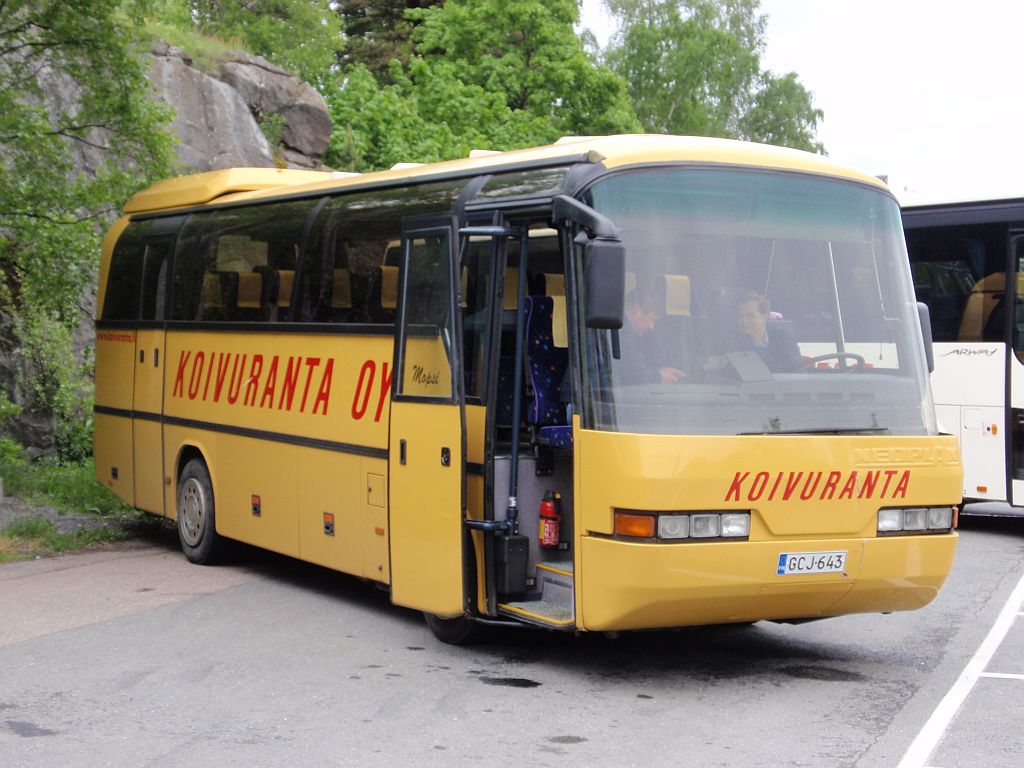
551,195 -> 625,329
552,194 -> 618,239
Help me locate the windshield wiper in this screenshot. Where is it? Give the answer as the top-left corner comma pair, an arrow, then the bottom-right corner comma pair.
738,426 -> 890,436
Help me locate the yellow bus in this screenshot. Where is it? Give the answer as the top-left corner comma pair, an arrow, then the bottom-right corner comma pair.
94,135 -> 962,643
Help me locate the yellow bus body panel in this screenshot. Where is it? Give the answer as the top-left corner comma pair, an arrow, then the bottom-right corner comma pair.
94,328 -> 137,499
122,168 -> 332,214
160,329 -> 394,580
388,400 -> 463,616
133,328 -> 166,514
575,430 -> 961,631
578,535 -> 957,631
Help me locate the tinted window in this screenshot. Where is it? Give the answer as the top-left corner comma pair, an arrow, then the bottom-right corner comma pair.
905,222 -> 1008,342
297,181 -> 464,324
170,200 -> 317,322
102,221 -> 148,321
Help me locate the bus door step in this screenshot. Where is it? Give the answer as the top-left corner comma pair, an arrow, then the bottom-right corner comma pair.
498,562 -> 575,629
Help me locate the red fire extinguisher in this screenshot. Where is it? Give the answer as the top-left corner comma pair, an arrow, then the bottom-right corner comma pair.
539,490 -> 561,549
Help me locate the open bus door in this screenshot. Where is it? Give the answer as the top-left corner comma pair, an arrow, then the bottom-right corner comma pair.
388,217 -> 466,616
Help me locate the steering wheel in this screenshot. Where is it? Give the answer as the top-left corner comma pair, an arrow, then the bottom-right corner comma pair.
805,352 -> 866,370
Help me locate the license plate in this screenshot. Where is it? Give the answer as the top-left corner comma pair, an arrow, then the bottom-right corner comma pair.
777,550 -> 847,576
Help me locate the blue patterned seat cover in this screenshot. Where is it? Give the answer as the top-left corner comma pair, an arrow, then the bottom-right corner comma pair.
525,296 -> 573,448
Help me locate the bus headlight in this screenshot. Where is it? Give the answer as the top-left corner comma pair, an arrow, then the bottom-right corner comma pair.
657,514 -> 689,539
720,513 -> 751,538
927,507 -> 953,529
903,508 -> 928,531
877,509 -> 903,531
689,514 -> 721,538
877,507 -> 955,535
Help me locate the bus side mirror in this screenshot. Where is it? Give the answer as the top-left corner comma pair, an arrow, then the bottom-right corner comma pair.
584,238 -> 625,329
918,302 -> 934,373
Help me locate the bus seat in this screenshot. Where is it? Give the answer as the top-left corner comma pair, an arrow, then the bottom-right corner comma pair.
958,272 -> 1005,341
524,295 -> 571,448
542,273 -> 565,295
237,272 -> 262,309
660,274 -> 697,373
665,275 -> 691,317
332,269 -> 352,309
383,240 -> 401,267
198,271 -> 237,320
543,273 -> 568,349
503,267 -> 519,311
253,266 -> 287,321
277,269 -> 294,309
200,273 -> 222,311
380,265 -> 398,310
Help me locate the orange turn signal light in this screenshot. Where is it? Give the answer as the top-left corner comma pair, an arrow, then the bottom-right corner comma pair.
614,511 -> 656,538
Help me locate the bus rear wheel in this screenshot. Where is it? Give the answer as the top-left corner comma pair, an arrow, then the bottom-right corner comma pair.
423,612 -> 484,645
176,458 -> 227,565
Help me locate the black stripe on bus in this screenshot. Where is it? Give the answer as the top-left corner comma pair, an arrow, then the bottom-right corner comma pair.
93,404 -> 388,459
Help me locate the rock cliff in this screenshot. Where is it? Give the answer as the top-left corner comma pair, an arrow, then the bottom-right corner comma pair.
1,42 -> 333,459
148,42 -> 332,171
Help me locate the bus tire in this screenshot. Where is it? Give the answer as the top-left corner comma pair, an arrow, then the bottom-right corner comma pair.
423,612 -> 483,645
176,458 -> 227,565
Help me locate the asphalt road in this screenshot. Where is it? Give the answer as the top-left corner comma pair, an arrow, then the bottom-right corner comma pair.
1,513 -> 1022,768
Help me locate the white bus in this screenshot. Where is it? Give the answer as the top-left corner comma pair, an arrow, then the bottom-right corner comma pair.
903,196 -> 1024,514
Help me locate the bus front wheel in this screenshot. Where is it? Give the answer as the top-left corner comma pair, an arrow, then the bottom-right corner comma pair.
176,458 -> 227,565
423,612 -> 484,645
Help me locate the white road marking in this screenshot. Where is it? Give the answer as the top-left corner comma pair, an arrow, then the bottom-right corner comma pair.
898,571 -> 1024,768
978,672 -> 1024,681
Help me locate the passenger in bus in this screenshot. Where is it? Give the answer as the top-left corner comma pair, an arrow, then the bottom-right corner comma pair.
733,290 -> 802,372
619,288 -> 686,384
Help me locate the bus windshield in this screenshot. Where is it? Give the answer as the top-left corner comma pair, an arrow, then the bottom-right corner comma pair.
582,168 -> 934,436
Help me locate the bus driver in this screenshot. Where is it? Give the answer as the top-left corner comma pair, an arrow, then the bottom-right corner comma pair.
734,290 -> 802,372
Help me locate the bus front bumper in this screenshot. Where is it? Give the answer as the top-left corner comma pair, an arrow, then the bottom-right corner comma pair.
578,533 -> 957,632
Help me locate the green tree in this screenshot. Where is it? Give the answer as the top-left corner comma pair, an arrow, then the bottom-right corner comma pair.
740,71 -> 824,153
161,0 -> 344,84
335,0 -> 442,84
326,0 -> 640,171
0,0 -> 174,458
411,0 -> 638,136
603,0 -> 824,152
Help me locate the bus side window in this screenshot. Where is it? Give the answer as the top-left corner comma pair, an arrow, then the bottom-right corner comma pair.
173,200 -> 316,323
297,206 -> 393,325
102,222 -> 148,321
959,272 -> 1007,342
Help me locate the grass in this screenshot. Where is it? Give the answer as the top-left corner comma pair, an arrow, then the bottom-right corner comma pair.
140,21 -> 248,74
1,457 -> 134,516
0,516 -> 137,563
0,457 -> 161,562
